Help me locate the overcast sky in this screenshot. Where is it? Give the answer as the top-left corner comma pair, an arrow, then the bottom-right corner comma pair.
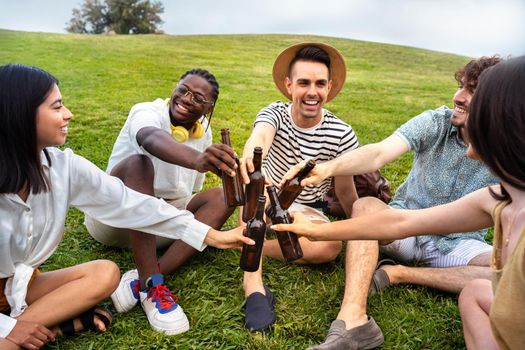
1,0 -> 524,58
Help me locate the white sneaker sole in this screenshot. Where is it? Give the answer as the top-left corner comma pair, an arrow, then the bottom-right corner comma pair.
141,297 -> 190,335
149,316 -> 190,335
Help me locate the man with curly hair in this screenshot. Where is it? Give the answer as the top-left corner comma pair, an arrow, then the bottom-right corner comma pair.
283,56 -> 502,349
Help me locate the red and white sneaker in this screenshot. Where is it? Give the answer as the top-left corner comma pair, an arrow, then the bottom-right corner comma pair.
140,274 -> 189,335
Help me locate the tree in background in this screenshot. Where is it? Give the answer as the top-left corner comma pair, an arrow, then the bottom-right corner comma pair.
66,0 -> 164,34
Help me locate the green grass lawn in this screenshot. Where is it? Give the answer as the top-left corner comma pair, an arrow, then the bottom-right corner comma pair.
0,29 -> 472,349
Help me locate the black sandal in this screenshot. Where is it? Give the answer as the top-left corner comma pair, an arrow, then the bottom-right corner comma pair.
59,306 -> 113,336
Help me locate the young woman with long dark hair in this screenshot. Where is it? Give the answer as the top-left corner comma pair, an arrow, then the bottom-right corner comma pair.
0,64 -> 252,349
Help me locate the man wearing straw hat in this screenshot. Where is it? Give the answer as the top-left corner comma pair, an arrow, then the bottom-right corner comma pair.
279,55 -> 501,349
238,42 -> 383,347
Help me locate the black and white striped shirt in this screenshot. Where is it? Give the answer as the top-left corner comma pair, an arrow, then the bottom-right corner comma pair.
254,101 -> 359,204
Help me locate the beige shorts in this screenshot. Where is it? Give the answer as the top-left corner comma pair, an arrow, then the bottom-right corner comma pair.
85,195 -> 194,249
288,202 -> 330,223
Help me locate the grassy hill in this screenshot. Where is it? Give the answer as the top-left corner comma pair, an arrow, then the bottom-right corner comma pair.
0,29 -> 471,349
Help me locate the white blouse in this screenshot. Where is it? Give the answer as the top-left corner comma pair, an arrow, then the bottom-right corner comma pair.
0,148 -> 210,337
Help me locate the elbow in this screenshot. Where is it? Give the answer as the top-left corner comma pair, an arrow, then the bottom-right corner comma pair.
367,144 -> 391,170
371,152 -> 389,170
138,132 -> 156,150
136,127 -> 162,150
391,211 -> 413,238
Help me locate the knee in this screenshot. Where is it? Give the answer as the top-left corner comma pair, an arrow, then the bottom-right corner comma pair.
319,240 -> 343,263
89,260 -> 120,297
468,251 -> 491,267
458,281 -> 475,310
301,241 -> 343,264
458,279 -> 487,310
110,154 -> 154,189
324,240 -> 344,262
351,197 -> 385,218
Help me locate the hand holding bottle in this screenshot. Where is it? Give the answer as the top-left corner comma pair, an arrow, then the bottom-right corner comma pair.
204,226 -> 255,249
270,211 -> 325,241
194,143 -> 238,176
279,159 -> 329,187
278,159 -> 316,209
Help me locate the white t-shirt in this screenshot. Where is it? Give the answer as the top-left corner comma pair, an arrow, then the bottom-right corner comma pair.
106,98 -> 212,200
0,148 -> 210,337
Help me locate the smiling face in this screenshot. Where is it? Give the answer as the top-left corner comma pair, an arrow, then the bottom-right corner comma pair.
451,78 -> 474,129
169,74 -> 214,129
35,84 -> 73,151
285,60 -> 332,128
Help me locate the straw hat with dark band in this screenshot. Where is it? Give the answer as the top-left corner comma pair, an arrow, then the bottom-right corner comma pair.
272,42 -> 347,102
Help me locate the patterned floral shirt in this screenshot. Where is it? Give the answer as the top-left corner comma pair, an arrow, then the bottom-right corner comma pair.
389,106 -> 498,254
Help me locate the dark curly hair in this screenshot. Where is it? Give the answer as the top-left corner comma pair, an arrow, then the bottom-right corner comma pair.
454,56 -> 502,93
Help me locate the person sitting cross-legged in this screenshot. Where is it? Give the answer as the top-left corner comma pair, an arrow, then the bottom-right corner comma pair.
85,68 -> 247,335
0,64 -> 252,350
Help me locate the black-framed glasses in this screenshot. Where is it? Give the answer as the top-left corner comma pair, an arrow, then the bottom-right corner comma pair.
174,84 -> 214,106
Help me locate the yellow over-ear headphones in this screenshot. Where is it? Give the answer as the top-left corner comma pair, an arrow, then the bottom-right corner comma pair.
170,121 -> 204,143
166,98 -> 205,143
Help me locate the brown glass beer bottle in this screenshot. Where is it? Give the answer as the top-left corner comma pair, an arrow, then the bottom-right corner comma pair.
242,147 -> 265,222
220,128 -> 245,207
266,185 -> 303,262
240,195 -> 267,272
278,159 -> 316,209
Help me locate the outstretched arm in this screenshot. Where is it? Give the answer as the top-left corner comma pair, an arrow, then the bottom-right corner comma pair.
239,122 -> 276,183
136,127 -> 238,176
273,186 -> 498,241
280,134 -> 409,187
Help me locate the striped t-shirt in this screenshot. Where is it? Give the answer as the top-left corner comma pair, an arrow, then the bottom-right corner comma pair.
254,101 -> 359,204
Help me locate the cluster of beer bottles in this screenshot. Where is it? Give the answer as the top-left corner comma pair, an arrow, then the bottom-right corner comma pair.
220,128 -> 316,272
